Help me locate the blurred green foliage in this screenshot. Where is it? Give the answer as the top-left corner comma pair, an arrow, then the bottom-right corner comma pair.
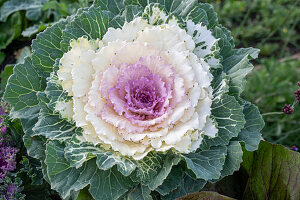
0,0 -> 93,51
203,0 -> 300,58
244,58 -> 300,147
202,0 -> 300,147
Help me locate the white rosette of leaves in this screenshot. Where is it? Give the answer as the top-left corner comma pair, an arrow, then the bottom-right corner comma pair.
3,0 -> 264,199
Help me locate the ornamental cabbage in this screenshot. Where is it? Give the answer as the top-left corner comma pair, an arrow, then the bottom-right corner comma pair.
3,0 -> 264,199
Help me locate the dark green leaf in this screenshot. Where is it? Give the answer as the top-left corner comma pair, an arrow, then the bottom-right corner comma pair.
183,146 -> 226,180
219,141 -> 243,178
162,173 -> 206,200
126,184 -> 152,200
242,141 -> 300,200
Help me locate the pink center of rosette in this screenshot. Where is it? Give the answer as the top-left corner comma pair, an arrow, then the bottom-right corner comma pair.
99,56 -> 179,133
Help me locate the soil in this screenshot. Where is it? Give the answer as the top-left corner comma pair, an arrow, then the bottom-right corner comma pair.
0,39 -> 32,72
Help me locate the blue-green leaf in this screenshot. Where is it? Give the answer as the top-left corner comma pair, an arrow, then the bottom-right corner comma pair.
32,18 -> 70,78
238,102 -> 264,151
219,141 -> 243,178
46,141 -> 133,200
126,184 -> 152,200
182,146 -> 226,180
162,173 -> 206,200
32,92 -> 77,140
201,94 -> 245,149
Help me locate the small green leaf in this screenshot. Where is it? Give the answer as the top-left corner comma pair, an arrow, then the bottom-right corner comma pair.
242,141 -> 300,200
238,102 -> 264,151
22,23 -> 50,37
131,152 -> 163,184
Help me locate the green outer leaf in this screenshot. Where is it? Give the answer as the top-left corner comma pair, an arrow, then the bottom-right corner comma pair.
46,141 -> 133,200
182,146 -> 226,181
223,48 -> 259,97
147,154 -> 180,190
44,61 -> 71,111
162,173 -> 206,200
96,152 -> 136,176
123,0 -> 198,17
64,134 -> 136,176
125,184 -> 152,200
32,17 -> 70,78
155,166 -> 184,196
32,92 -> 77,140
123,5 -> 143,22
219,141 -> 243,178
213,25 -> 234,60
89,168 -> 134,200
21,108 -> 47,160
198,3 -> 218,29
4,57 -> 42,113
201,94 -> 245,149
131,152 -> 163,184
46,140 -> 97,199
186,4 -> 208,25
242,141 -> 300,200
238,102 -> 264,151
95,0 -> 125,15
65,135 -> 100,169
62,5 -> 116,50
